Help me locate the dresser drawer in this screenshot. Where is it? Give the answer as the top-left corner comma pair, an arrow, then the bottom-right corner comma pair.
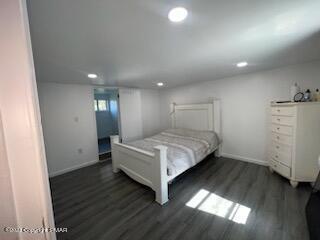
271,124 -> 293,136
271,106 -> 295,116
271,115 -> 294,126
270,142 -> 292,166
271,133 -> 293,146
270,159 -> 291,178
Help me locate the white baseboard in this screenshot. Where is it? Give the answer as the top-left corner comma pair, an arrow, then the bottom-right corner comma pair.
49,160 -> 99,178
49,153 -> 267,177
221,152 -> 268,166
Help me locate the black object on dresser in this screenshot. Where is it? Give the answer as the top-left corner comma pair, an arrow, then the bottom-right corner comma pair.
306,171 -> 320,240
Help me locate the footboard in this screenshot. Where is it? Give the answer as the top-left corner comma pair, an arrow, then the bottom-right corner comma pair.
110,135 -> 169,205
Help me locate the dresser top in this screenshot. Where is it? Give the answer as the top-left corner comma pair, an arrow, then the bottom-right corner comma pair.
271,101 -> 320,107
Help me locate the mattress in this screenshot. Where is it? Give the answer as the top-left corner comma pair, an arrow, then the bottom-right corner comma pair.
126,128 -> 219,176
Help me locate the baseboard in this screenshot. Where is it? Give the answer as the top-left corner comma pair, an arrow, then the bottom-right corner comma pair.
49,160 -> 99,178
221,152 -> 268,166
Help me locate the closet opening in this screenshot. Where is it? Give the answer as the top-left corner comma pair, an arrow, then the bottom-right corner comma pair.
93,88 -> 120,160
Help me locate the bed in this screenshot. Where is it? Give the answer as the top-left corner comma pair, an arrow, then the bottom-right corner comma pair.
111,100 -> 221,205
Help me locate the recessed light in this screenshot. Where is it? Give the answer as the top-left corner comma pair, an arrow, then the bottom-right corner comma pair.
88,73 -> 97,79
237,62 -> 248,68
168,7 -> 188,23
157,82 -> 164,87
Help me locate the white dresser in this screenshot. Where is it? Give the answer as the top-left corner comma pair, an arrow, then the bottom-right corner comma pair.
269,102 -> 320,187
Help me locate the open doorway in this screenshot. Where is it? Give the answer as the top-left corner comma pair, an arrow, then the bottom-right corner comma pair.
93,88 -> 119,159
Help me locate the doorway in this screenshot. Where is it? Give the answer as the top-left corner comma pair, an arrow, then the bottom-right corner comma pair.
93,88 -> 119,159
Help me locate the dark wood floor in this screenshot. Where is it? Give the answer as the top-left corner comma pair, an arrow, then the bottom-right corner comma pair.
50,156 -> 311,240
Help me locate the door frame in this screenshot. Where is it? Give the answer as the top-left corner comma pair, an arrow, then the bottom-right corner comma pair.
92,87 -> 121,155
1,0 -> 56,239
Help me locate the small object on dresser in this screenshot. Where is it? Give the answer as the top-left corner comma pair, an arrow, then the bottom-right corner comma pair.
290,83 -> 300,102
314,89 -> 320,102
294,92 -> 304,102
304,89 -> 312,102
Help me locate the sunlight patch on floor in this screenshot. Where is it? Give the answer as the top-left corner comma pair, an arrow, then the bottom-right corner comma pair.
186,189 -> 251,224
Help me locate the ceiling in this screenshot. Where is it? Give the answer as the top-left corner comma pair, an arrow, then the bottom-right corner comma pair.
27,0 -> 320,89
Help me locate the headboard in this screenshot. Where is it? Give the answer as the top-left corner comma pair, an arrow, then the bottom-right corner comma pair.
170,99 -> 221,138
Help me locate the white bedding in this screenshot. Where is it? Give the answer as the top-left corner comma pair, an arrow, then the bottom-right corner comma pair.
126,128 -> 219,176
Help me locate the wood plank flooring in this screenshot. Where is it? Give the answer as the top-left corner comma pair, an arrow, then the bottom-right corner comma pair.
50,156 -> 311,240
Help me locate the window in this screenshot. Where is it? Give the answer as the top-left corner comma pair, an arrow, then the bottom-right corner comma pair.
98,100 -> 108,111
94,99 -> 109,112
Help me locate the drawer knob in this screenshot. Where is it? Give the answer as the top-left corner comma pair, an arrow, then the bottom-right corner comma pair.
277,109 -> 280,112
277,136 -> 280,139
277,118 -> 280,121
276,146 -> 280,149
275,155 -> 279,158
277,127 -> 280,130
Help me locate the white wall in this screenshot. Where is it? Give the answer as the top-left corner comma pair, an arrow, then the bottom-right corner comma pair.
140,89 -> 161,137
159,61 -> 320,165
38,61 -> 320,171
38,83 -> 99,177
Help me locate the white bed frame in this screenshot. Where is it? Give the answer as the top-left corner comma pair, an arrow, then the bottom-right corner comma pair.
111,99 -> 221,205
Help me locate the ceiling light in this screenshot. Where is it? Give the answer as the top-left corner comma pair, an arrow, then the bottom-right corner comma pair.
88,73 -> 97,79
157,82 -> 164,87
168,7 -> 188,23
237,62 -> 248,68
